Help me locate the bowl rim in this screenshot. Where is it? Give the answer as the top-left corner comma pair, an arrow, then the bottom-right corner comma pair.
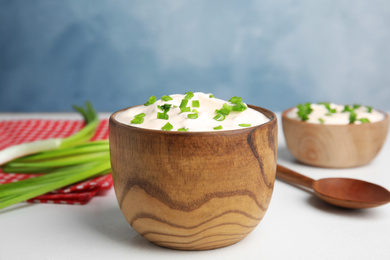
109,104 -> 277,136
282,107 -> 389,128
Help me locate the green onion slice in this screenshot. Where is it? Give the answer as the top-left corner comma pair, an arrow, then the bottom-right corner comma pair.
161,122 -> 173,131
161,95 -> 173,101
187,113 -> 198,119
192,100 -> 200,107
213,125 -> 223,130
144,95 -> 157,106
184,91 -> 194,100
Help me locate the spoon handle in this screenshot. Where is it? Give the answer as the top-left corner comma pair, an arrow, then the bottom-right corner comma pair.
276,165 -> 315,189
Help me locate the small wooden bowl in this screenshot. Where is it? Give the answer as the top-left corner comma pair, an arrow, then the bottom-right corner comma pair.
109,105 -> 277,251
282,108 -> 389,168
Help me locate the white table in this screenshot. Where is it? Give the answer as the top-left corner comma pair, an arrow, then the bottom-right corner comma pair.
1,112 -> 389,260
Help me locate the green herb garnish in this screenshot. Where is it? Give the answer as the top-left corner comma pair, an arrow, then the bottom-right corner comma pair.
228,96 -> 247,112
187,113 -> 198,119
213,125 -> 223,130
178,128 -> 189,132
144,95 -> 157,106
192,100 -> 200,107
161,95 -> 173,101
184,91 -> 194,100
161,122 -> 173,131
359,118 -> 370,123
239,124 -> 251,127
157,104 -> 171,120
213,113 -> 225,121
131,113 -> 146,124
367,106 -> 373,113
349,111 -> 357,124
229,96 -> 242,103
319,102 -> 336,114
318,118 -> 325,124
297,103 -> 313,121
209,94 -> 215,98
179,99 -> 190,113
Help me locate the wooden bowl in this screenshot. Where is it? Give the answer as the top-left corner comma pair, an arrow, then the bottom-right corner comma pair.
109,105 -> 277,251
282,108 -> 389,168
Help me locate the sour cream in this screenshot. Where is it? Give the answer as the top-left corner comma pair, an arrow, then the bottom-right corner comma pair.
287,103 -> 385,125
115,92 -> 270,131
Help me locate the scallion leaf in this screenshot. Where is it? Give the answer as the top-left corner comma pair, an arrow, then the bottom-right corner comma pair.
349,111 -> 357,124
161,122 -> 173,131
184,92 -> 194,100
192,100 -> 200,107
239,123 -> 251,127
359,118 -> 370,123
161,95 -> 173,101
213,125 -> 223,130
180,107 -> 191,113
213,113 -> 225,121
131,113 -> 146,124
297,103 -> 313,121
144,95 -> 157,106
187,113 -> 198,119
178,128 -> 188,132
157,113 -> 169,120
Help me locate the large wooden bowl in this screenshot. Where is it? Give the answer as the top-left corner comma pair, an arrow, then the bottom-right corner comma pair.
109,105 -> 277,251
282,108 -> 389,168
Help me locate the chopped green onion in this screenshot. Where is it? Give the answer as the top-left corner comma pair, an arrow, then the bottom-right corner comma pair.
161,122 -> 173,131
213,113 -> 225,121
187,113 -> 198,119
342,105 -> 353,113
131,113 -> 146,124
178,128 -> 188,132
349,111 -> 357,124
157,112 -> 169,120
184,91 -> 194,100
160,104 -> 172,111
318,118 -> 325,124
180,107 -> 191,113
209,94 -> 215,98
157,104 -> 171,120
319,102 -> 336,113
353,104 -> 361,109
192,100 -> 200,107
229,96 -> 242,104
213,125 -> 223,130
297,103 -> 313,121
161,95 -> 173,101
367,106 -> 373,113
232,101 -> 247,112
359,118 -> 370,123
239,123 -> 251,127
179,99 -> 190,113
144,95 -> 157,106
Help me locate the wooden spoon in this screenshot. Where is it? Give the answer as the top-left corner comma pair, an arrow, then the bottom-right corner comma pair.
276,165 -> 390,209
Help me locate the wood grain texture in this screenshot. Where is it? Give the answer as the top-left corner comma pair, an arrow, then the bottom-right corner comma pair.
109,105 -> 277,250
282,108 -> 389,168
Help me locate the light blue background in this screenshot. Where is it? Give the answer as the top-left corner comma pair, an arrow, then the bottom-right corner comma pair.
1,0 -> 389,112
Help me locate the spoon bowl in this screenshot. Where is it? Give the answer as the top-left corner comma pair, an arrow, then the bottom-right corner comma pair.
277,165 -> 390,209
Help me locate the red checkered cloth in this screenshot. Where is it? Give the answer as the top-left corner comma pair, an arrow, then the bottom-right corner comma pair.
0,119 -> 112,205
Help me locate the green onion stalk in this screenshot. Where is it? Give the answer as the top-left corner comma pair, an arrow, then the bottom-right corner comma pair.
0,102 -> 111,210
